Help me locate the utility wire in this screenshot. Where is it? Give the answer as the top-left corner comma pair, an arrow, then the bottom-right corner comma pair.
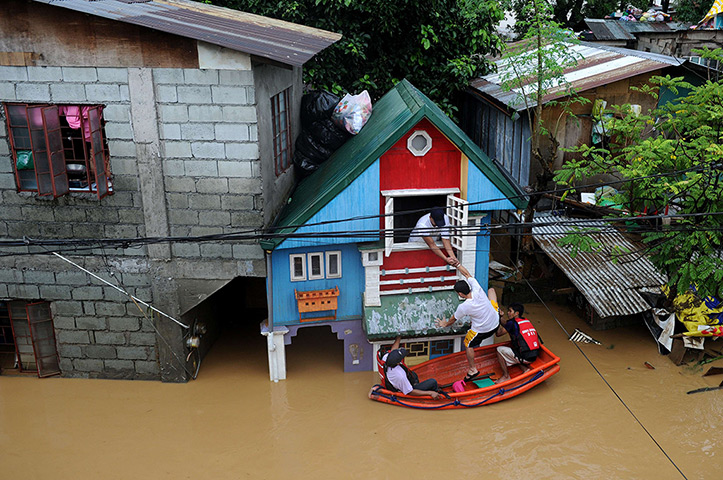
51,251 -> 189,329
1,210 -> 721,252
510,260 -> 689,479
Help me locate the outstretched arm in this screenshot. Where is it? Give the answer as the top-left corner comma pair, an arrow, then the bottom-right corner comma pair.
424,236 -> 456,265
441,238 -> 459,266
390,335 -> 401,350
456,263 -> 471,278
436,314 -> 457,328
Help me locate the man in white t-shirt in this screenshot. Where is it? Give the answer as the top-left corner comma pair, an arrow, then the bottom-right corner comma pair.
436,263 -> 501,381
408,207 -> 459,266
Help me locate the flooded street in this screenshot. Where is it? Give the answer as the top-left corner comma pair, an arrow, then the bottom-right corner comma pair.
2,303 -> 721,479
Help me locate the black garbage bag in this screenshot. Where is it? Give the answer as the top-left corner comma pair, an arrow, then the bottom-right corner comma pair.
293,150 -> 320,178
307,119 -> 352,152
296,131 -> 334,163
301,91 -> 340,126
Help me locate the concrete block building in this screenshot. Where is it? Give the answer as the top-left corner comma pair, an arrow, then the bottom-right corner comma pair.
0,0 -> 339,381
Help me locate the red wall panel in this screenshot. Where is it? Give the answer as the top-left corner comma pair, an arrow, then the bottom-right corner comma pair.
380,119 -> 461,191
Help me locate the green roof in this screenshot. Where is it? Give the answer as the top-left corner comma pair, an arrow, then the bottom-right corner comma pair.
261,79 -> 527,251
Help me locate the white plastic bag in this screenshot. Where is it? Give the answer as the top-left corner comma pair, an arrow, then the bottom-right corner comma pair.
332,90 -> 372,135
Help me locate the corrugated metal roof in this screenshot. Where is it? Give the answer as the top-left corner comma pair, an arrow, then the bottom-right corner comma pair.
32,0 -> 341,66
585,19 -> 690,41
532,214 -> 667,319
470,42 -> 684,111
259,80 -> 528,251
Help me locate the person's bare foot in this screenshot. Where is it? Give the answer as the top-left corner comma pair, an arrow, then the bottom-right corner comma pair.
495,375 -> 510,385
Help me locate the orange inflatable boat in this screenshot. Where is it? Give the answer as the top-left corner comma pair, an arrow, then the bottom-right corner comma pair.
369,342 -> 560,409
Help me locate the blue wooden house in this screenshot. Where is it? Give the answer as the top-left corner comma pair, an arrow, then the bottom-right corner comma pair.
259,80 -> 526,381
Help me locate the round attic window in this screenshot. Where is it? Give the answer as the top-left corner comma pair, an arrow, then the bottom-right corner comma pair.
407,130 -> 432,156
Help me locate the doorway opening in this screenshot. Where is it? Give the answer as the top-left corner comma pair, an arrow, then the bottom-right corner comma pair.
285,325 -> 345,375
182,276 -> 269,377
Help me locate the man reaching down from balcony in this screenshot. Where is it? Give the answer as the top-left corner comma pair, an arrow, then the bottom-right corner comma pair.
408,207 -> 459,266
435,264 -> 500,382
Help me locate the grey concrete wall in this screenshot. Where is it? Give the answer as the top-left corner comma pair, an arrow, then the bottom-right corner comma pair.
254,65 -> 302,226
0,61 -> 275,381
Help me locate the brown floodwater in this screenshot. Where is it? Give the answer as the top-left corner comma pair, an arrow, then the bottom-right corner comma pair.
1,303 -> 721,479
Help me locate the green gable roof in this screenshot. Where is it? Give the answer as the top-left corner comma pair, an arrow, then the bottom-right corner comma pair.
261,79 -> 527,251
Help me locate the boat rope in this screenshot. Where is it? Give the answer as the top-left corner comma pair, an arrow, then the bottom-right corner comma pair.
519,274 -> 689,480
369,371 -> 544,410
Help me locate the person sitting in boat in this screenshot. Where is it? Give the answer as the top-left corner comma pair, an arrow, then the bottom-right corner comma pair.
435,263 -> 500,382
494,303 -> 541,384
382,336 -> 440,400
408,207 -> 459,267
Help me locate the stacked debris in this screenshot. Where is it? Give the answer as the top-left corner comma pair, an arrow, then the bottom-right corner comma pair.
293,90 -> 372,178
643,286 -> 723,366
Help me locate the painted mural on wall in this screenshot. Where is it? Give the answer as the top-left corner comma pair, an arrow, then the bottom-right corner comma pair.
364,291 -> 466,340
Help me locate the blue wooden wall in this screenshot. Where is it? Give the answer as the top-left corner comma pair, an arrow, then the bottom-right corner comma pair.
467,162 -> 517,211
277,161 -> 380,250
474,214 -> 491,293
271,243 -> 365,325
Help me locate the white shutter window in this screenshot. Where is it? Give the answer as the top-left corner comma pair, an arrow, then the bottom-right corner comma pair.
447,195 -> 469,251
384,196 -> 394,257
307,252 -> 324,280
326,251 -> 342,278
289,254 -> 307,281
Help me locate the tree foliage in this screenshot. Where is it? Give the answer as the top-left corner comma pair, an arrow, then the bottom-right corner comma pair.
674,0 -> 714,23
509,0 -> 649,36
555,48 -> 723,299
198,0 -> 505,114
498,0 -> 588,192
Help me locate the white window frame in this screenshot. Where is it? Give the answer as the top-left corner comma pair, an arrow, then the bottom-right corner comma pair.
407,130 -> 433,156
289,254 -> 307,281
307,252 -> 325,280
361,249 -> 383,267
325,251 -> 342,279
380,188 -> 464,257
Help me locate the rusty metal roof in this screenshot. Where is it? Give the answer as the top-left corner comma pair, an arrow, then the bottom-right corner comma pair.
532,214 -> 667,319
470,42 -> 684,111
32,0 -> 341,66
585,19 -> 690,42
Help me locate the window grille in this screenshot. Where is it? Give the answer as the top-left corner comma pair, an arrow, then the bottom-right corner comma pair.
4,103 -> 112,199
271,88 -> 292,176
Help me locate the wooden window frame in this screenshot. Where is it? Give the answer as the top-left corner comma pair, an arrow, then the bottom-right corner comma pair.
290,253 -> 307,282
381,189 -> 464,257
325,250 -> 342,279
4,103 -> 112,199
307,252 -> 325,280
6,300 -> 60,377
271,88 -> 293,176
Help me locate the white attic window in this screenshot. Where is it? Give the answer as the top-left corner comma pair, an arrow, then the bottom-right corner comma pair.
407,130 -> 432,156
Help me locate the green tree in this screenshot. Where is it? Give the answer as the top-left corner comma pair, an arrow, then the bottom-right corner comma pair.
509,0 -> 650,36
555,48 -> 723,299
674,0 -> 714,23
497,0 -> 589,272
198,0 -> 505,115
498,0 -> 587,196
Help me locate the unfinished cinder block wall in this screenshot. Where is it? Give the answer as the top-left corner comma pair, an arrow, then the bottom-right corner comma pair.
0,1 -> 300,381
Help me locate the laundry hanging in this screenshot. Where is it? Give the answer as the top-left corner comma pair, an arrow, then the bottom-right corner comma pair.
58,105 -> 95,142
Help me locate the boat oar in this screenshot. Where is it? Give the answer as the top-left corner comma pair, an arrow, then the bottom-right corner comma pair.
439,372 -> 493,390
